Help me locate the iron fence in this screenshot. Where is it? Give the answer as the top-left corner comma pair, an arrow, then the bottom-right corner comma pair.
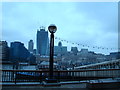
1,69 -> 120,84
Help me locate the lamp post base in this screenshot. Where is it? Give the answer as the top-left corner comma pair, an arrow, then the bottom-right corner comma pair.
42,78 -> 61,86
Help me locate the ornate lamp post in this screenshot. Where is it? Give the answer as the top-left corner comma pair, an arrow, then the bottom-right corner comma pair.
48,24 -> 57,80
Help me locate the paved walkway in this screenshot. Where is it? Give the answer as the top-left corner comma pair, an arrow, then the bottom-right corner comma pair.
1,78 -> 120,85
1,78 -> 120,89
2,83 -> 87,90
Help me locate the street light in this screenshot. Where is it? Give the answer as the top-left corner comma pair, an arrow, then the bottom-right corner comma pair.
48,24 -> 57,80
48,24 -> 57,33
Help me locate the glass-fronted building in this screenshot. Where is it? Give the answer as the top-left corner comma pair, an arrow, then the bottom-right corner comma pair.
0,41 -> 9,61
10,41 -> 30,62
28,40 -> 34,53
36,27 -> 49,56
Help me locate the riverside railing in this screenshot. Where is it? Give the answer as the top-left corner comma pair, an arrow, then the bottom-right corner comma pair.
1,69 -> 120,83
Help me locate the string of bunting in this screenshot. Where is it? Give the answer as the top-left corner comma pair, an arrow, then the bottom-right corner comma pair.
54,36 -> 119,51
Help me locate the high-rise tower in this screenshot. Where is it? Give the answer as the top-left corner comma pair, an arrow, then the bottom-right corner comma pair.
36,26 -> 49,55
28,40 -> 34,53
0,41 -> 9,61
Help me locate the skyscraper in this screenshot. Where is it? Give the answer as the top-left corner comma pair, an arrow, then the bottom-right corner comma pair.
0,41 -> 9,61
36,26 -> 49,55
10,41 -> 30,62
28,40 -> 34,53
10,41 -> 36,64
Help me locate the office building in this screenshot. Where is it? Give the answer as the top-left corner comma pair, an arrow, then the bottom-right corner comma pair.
28,40 -> 34,53
36,26 -> 49,55
33,49 -> 36,55
71,47 -> 78,55
109,52 -> 120,60
0,41 -> 9,61
10,41 -> 30,62
54,41 -> 67,56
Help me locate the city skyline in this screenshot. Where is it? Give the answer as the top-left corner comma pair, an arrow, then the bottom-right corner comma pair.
2,2 -> 118,55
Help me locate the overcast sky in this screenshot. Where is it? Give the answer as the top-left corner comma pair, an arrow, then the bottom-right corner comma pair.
2,2 -> 118,55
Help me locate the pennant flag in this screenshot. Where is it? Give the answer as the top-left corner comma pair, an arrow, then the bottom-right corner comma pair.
55,36 -> 116,51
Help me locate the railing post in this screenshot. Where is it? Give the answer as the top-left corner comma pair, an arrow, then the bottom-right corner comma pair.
72,71 -> 74,80
15,70 -> 17,84
58,71 -> 60,82
40,71 -> 42,83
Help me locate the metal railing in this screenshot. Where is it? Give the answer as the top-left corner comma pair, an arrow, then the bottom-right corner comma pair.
1,69 -> 120,83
